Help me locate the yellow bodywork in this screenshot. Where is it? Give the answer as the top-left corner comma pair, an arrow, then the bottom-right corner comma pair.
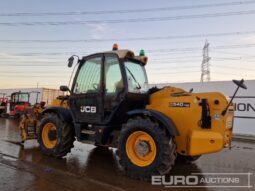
51,99 -> 68,108
146,86 -> 234,156
41,122 -> 58,149
126,131 -> 156,167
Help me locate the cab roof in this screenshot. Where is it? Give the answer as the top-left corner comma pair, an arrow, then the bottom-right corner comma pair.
82,49 -> 147,65
99,49 -> 135,59
11,92 -> 30,95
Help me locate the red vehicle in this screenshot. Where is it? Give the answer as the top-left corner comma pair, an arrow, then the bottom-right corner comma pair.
9,92 -> 31,118
0,93 -> 8,115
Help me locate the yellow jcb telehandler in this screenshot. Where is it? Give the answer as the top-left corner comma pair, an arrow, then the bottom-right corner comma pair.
33,45 -> 246,180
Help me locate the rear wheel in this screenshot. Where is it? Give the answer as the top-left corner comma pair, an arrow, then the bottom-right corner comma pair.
38,113 -> 75,158
118,117 -> 177,180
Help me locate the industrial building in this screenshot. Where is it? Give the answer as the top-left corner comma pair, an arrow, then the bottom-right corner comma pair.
0,88 -> 64,105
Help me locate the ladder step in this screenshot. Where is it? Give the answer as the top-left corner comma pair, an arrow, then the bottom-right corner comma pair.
81,129 -> 96,135
80,140 -> 95,145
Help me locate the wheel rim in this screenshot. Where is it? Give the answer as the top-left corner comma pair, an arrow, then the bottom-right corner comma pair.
42,122 -> 58,149
126,131 -> 156,167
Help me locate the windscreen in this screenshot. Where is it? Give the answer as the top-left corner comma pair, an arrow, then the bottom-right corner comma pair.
12,93 -> 29,103
124,60 -> 148,94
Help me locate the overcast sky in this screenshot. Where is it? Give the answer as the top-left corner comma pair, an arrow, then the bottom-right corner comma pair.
1,0 -> 255,89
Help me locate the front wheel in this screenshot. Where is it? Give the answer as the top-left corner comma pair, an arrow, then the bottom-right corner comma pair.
118,117 -> 177,180
38,113 -> 75,158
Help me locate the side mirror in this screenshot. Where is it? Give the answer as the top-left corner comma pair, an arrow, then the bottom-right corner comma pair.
60,85 -> 70,92
233,79 -> 247,89
68,56 -> 74,68
222,79 -> 247,116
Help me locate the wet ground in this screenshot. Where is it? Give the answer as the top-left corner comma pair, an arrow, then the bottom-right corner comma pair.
0,118 -> 254,191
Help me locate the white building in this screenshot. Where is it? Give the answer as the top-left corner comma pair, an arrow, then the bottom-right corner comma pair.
0,88 -> 64,105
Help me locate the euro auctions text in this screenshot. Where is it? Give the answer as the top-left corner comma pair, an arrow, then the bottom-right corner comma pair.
151,173 -> 253,188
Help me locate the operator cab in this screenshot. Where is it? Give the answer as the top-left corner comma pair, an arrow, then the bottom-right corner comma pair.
10,92 -> 30,111
65,45 -> 149,125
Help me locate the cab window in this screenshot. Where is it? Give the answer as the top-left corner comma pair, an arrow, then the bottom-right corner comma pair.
73,56 -> 102,94
105,55 -> 123,95
124,60 -> 148,93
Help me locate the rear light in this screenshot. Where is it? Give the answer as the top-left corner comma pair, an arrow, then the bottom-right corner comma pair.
226,117 -> 233,129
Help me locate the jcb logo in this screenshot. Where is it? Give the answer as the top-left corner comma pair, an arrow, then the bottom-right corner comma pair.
80,106 -> 97,113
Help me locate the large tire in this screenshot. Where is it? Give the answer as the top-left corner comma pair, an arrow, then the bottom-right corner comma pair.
118,117 -> 177,180
38,113 -> 75,158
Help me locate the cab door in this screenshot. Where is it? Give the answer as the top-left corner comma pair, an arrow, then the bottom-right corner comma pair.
69,55 -> 103,123
103,54 -> 125,122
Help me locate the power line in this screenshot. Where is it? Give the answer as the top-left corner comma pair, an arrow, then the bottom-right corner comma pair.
1,1 -> 254,17
148,66 -> 200,70
0,71 -> 70,73
0,75 -> 68,78
155,56 -> 255,61
133,65 -> 255,72
211,50 -> 255,57
149,79 -> 201,83
0,52 -> 82,56
212,65 -> 255,71
0,65 -> 65,67
147,43 -> 255,53
212,71 -> 255,78
0,58 -> 249,66
143,71 -> 201,75
0,71 -> 201,78
1,10 -> 255,26
140,43 -> 255,53
2,42 -> 255,56
0,60 -> 64,63
151,60 -> 202,64
0,65 -> 202,73
0,64 -> 200,71
0,71 -> 253,78
150,56 -> 202,61
1,30 -> 255,43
